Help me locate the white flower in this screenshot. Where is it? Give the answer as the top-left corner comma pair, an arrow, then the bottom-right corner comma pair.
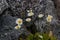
38,14 -> 44,18
39,35 -> 43,38
16,18 -> 23,25
27,10 -> 34,16
26,18 -> 31,22
28,12 -> 34,16
46,15 -> 53,22
15,25 -> 21,29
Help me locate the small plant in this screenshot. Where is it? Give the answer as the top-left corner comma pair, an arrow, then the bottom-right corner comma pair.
19,32 -> 57,40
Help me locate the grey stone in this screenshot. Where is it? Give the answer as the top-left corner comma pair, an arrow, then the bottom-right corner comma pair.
0,0 -> 60,40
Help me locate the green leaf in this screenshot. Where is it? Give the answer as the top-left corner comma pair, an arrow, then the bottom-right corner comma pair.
50,36 -> 57,40
26,34 -> 33,40
42,33 -> 49,40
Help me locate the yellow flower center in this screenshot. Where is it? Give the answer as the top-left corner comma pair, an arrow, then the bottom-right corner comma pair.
16,18 -> 23,25
18,20 -> 22,24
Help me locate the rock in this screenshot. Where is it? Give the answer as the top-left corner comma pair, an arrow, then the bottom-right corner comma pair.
0,15 -> 30,40
0,0 -> 59,40
0,0 -> 9,15
34,0 -> 57,32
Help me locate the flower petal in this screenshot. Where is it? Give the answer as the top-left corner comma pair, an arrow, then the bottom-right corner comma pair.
16,18 -> 23,25
26,18 -> 31,22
